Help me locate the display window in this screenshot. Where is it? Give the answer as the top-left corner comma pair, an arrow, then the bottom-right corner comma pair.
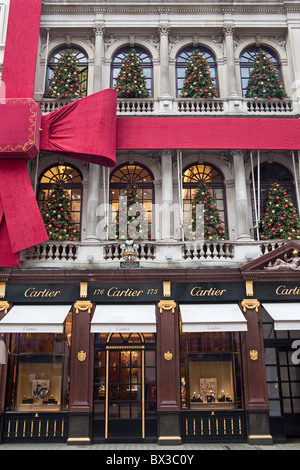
5,313 -> 72,412
180,332 -> 243,409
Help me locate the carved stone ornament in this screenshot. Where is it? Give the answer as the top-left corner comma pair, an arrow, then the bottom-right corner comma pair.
158,300 -> 176,314
77,350 -> 87,362
250,350 -> 259,361
264,250 -> 300,271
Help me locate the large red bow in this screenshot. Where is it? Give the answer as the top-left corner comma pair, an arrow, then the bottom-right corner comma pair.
0,91 -> 117,268
0,0 -> 117,268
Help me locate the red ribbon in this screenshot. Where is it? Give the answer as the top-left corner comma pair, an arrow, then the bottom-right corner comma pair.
0,0 -> 117,267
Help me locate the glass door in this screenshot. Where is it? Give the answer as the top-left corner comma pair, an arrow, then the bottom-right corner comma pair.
106,346 -> 145,440
93,332 -> 156,442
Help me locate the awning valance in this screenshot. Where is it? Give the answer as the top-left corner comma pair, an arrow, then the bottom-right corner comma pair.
91,304 -> 157,333
263,303 -> 300,330
0,305 -> 71,333
180,304 -> 247,333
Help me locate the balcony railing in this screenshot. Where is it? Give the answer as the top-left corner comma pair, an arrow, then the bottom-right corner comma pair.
183,241 -> 235,260
21,239 -> 295,268
24,242 -> 78,261
37,97 -> 296,116
246,98 -> 293,113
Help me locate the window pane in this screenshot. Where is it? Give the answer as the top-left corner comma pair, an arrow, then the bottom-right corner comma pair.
176,46 -> 218,97
46,47 -> 88,97
111,46 -> 152,96
240,46 -> 281,97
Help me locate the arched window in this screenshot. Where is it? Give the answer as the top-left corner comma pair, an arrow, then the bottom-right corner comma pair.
111,46 -> 153,96
182,163 -> 227,230
45,46 -> 88,97
38,164 -> 83,238
110,164 -> 154,239
240,46 -> 281,97
250,161 -> 296,234
176,46 -> 218,97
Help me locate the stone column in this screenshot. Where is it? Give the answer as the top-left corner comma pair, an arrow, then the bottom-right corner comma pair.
223,24 -> 238,97
93,22 -> 105,93
233,150 -> 252,240
85,163 -> 100,241
158,23 -> 171,97
160,150 -> 174,240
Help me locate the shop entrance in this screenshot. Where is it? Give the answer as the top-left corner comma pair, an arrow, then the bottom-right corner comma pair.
107,345 -> 144,439
93,333 -> 157,442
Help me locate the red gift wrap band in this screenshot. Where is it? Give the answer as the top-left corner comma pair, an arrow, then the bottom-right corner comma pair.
116,117 -> 300,151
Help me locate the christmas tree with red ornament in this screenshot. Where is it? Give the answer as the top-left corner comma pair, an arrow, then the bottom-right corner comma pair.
115,181 -> 149,240
180,50 -> 218,99
114,49 -> 150,98
246,49 -> 287,100
260,182 -> 300,240
187,181 -> 228,241
41,181 -> 79,242
44,51 -> 82,100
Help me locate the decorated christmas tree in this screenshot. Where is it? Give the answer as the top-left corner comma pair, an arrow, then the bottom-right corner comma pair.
186,181 -> 228,241
114,49 -> 150,98
41,181 -> 79,242
246,49 -> 287,100
44,51 -> 82,100
114,181 -> 149,240
180,50 -> 218,99
260,182 -> 300,240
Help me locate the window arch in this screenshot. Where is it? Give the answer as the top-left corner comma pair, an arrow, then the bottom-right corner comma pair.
111,46 -> 153,96
176,46 -> 218,97
110,164 -> 154,239
240,46 -> 281,97
38,164 -> 83,238
250,161 -> 296,235
182,163 -> 227,230
45,46 -> 88,97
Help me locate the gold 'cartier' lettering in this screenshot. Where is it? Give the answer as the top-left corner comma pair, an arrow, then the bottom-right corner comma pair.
24,287 -> 61,298
190,286 -> 227,297
276,285 -> 300,296
107,287 -> 144,297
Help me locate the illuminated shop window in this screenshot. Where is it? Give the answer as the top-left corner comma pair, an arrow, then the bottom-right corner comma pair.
5,312 -> 72,412
180,332 -> 243,409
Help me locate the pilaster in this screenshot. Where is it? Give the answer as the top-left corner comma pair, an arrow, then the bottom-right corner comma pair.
68,300 -> 94,444
156,299 -> 181,444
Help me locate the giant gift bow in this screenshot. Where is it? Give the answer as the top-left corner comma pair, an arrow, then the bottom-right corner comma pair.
0,92 -> 117,268
0,0 -> 117,268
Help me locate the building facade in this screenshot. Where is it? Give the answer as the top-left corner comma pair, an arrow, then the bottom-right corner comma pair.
1,0 -> 300,445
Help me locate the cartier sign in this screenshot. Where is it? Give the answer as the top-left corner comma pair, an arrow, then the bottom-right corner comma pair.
4,281 -> 300,304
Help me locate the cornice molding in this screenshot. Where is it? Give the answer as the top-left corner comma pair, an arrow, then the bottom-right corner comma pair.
41,1 -> 289,17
